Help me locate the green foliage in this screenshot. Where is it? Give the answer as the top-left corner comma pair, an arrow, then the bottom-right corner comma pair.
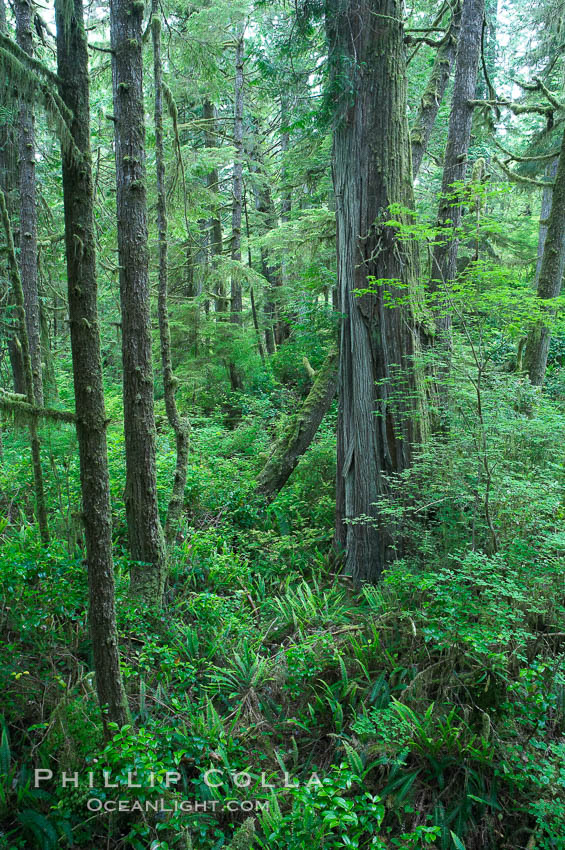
257,764 -> 386,849
2,0 -> 565,847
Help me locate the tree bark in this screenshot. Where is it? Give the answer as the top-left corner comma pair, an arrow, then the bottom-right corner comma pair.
534,157 -> 559,287
152,9 -> 190,546
276,99 -> 292,344
0,0 -> 25,396
229,27 -> 245,391
430,0 -> 485,335
0,189 -> 49,544
14,0 -> 43,406
327,0 -> 421,584
524,130 -> 565,386
243,189 -> 266,362
55,0 -> 129,733
257,349 -> 338,501
410,2 -> 462,179
110,0 -> 166,604
203,99 -> 226,314
248,130 -> 278,356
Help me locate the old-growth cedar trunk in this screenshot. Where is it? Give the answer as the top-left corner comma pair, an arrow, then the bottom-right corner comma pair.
152,10 -> 190,545
257,349 -> 338,501
203,99 -> 226,314
524,130 -> 565,385
0,190 -> 49,543
430,0 -> 485,332
110,0 -> 166,603
55,0 -> 129,732
328,0 -> 420,584
410,2 -> 462,179
14,0 -> 43,405
228,28 -> 245,391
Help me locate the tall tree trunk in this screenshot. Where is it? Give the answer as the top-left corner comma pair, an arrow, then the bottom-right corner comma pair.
243,190 -> 266,362
203,99 -> 226,314
280,112 -> 291,223
248,131 -> 278,356
55,0 -> 129,732
14,0 -> 43,405
276,97 -> 292,344
524,130 -> 565,385
110,0 -> 166,604
476,0 -> 497,99
410,2 -> 462,179
534,157 -> 559,287
257,349 -> 338,501
0,190 -> 49,544
228,27 -> 245,391
0,0 -> 25,396
328,0 -> 420,585
0,10 -> 47,543
430,0 -> 485,335
152,9 -> 190,546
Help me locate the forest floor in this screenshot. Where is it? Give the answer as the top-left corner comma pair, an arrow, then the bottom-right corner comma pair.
1,378 -> 565,850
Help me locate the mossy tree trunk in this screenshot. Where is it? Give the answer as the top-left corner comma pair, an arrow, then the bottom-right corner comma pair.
534,158 -> 559,288
55,0 -> 129,733
247,129 -> 278,356
152,7 -> 190,546
203,98 -> 226,315
276,102 -> 292,346
229,27 -> 245,391
430,0 -> 485,336
0,189 -> 49,544
524,130 -> 565,385
110,0 -> 166,604
327,0 -> 421,585
0,0 -> 25,397
257,349 -> 338,501
243,189 -> 266,362
410,2 -> 462,179
14,0 -> 43,406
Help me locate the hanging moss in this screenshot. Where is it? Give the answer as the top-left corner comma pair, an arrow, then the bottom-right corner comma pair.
0,38 -> 78,157
0,31 -> 60,87
0,392 -> 75,425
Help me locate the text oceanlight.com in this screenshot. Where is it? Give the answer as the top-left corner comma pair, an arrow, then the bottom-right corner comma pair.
86,799 -> 269,813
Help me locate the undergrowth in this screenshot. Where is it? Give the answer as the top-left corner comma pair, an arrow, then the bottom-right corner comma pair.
1,357 -> 565,849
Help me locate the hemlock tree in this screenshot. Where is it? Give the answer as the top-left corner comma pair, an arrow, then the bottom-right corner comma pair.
152,7 -> 190,546
14,0 -> 42,405
55,0 -> 129,731
247,128 -> 279,356
0,0 -> 25,397
0,188 -> 49,544
229,24 -> 245,392
430,0 -> 485,336
410,1 -> 462,180
534,157 -> 559,288
327,0 -> 422,585
524,127 -> 565,385
203,98 -> 226,313
109,0 -> 166,604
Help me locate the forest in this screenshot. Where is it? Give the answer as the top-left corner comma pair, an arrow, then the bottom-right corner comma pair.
0,0 -> 564,846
